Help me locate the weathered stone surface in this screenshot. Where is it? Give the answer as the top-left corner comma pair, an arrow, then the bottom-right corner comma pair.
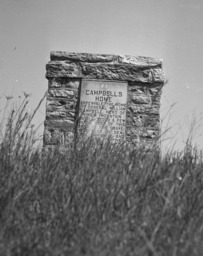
126,127 -> 159,139
46,99 -> 76,120
128,85 -> 149,93
63,131 -> 74,146
148,87 -> 162,105
140,129 -> 159,139
46,61 -> 164,83
149,87 -> 163,96
43,127 -> 62,145
46,98 -> 77,111
127,114 -> 159,128
141,115 -> 159,128
46,110 -> 75,120
44,52 -> 164,148
50,52 -> 162,68
130,95 -> 151,104
151,95 -> 161,105
128,104 -> 160,115
44,120 -> 74,130
50,51 -> 118,63
46,61 -> 81,78
126,128 -> 139,137
43,127 -> 74,145
48,78 -> 80,89
80,63 -> 164,83
48,89 -> 77,99
118,55 -> 162,68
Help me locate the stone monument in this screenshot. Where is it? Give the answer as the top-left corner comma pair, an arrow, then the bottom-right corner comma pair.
43,52 -> 164,148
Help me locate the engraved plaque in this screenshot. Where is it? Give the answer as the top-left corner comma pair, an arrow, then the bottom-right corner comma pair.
79,79 -> 128,142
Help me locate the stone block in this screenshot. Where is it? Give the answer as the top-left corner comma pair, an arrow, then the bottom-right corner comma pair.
63,131 -> 75,146
50,51 -> 118,63
48,89 -> 77,99
128,104 -> 160,115
126,127 -> 159,139
142,115 -> 160,129
50,52 -> 162,68
48,78 -> 80,89
46,98 -> 77,112
128,115 -> 159,128
149,87 -> 162,96
128,85 -> 149,94
151,95 -> 161,105
43,127 -> 62,145
118,55 -> 162,68
148,87 -> 162,105
46,110 -> 75,120
46,61 -> 164,83
81,63 -> 164,83
140,129 -> 159,139
43,127 -> 74,145
126,127 -> 140,137
44,120 -> 74,130
130,95 -> 151,104
46,98 -> 76,120
46,61 -> 81,78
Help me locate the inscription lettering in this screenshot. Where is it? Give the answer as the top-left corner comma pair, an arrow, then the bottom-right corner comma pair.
79,80 -> 128,142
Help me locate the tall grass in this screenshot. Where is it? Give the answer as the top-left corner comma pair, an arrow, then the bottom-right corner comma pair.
0,97 -> 203,256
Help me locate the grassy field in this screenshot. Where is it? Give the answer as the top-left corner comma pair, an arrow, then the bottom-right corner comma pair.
0,97 -> 203,256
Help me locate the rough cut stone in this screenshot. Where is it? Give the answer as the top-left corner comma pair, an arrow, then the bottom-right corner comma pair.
46,98 -> 77,111
48,89 -> 76,98
140,129 -> 159,139
63,132 -> 75,146
43,128 -> 74,145
46,110 -> 75,120
43,128 -> 62,145
126,127 -> 159,139
48,78 -> 80,89
126,128 -> 140,137
46,98 -> 76,120
51,51 -> 118,63
46,61 -> 81,78
50,52 -> 162,68
80,63 -> 164,83
128,85 -> 149,94
149,87 -> 163,96
43,52 -> 164,148
127,115 -> 159,128
130,95 -> 151,104
151,96 -> 161,105
46,61 -> 164,83
118,55 -> 162,68
128,104 -> 160,115
140,115 -> 160,128
44,120 -> 74,130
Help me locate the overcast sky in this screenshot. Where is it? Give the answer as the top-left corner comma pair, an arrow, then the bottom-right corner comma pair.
0,0 -> 203,150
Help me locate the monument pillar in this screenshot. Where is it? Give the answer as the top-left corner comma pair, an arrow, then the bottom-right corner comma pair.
43,52 -> 164,148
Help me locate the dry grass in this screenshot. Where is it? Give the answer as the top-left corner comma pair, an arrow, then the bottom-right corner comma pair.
0,97 -> 203,256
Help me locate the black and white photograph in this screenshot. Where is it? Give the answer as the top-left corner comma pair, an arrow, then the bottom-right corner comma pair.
0,0 -> 203,255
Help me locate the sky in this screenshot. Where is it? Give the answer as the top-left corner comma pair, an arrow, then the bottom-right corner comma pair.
0,0 -> 203,150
